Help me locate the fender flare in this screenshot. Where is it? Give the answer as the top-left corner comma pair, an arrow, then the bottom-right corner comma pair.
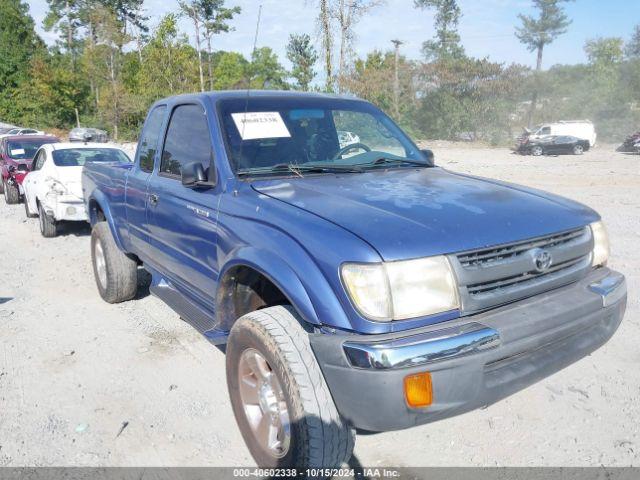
215,246 -> 321,330
87,191 -> 127,252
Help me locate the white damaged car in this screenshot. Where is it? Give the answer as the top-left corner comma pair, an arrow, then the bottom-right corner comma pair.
23,143 -> 131,237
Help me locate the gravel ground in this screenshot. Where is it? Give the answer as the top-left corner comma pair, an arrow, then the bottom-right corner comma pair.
0,144 -> 638,467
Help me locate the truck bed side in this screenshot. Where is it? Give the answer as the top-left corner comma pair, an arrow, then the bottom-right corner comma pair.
82,161 -> 134,252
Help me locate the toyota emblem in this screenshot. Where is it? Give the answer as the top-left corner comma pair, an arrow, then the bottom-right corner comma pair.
532,248 -> 553,273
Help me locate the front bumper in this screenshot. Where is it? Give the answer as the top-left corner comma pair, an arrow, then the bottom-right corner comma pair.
310,268 -> 626,432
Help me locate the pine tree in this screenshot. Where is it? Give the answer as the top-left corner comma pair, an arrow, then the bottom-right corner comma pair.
414,0 -> 465,61
286,33 -> 318,91
515,0 -> 572,126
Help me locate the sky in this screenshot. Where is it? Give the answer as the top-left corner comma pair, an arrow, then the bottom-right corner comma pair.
26,0 -> 640,70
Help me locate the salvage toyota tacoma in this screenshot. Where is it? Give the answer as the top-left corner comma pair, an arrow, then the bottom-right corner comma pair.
82,91 -> 627,468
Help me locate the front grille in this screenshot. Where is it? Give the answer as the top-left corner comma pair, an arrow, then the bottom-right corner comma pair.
458,228 -> 586,269
449,227 -> 593,314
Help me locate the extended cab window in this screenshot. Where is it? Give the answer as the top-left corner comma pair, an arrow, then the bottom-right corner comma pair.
160,104 -> 212,177
138,105 -> 166,172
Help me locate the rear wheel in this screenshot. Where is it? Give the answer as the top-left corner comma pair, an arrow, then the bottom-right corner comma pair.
38,202 -> 58,237
573,144 -> 584,155
226,306 -> 355,469
4,181 -> 19,204
531,146 -> 543,156
91,221 -> 138,303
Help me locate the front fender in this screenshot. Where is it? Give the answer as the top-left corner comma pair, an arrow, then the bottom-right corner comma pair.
217,247 -> 321,329
215,223 -> 355,332
88,191 -> 127,252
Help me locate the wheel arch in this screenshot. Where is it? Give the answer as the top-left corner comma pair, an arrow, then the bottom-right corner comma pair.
87,192 -> 126,251
215,248 -> 322,333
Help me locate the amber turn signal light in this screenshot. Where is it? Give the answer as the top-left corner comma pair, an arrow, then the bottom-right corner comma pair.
404,371 -> 433,408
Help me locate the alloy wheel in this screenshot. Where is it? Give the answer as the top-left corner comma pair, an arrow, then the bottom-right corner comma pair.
94,240 -> 108,290
237,348 -> 291,459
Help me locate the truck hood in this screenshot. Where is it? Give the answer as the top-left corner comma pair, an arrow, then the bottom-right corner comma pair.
251,167 -> 599,261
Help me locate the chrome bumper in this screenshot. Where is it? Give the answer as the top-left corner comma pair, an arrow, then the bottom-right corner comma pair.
342,270 -> 626,371
589,271 -> 626,307
343,323 -> 500,370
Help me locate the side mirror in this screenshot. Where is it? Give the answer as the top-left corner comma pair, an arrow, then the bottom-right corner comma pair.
17,164 -> 29,172
420,148 -> 435,165
181,162 -> 213,189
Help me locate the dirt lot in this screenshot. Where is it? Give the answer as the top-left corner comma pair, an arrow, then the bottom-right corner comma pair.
0,144 -> 638,467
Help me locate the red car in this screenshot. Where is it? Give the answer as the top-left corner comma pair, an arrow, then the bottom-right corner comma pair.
0,135 -> 60,204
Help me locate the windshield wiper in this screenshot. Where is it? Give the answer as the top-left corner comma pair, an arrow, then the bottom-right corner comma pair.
237,163 -> 364,177
359,157 -> 430,169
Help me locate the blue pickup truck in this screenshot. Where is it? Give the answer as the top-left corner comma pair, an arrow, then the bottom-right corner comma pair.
82,91 -> 627,468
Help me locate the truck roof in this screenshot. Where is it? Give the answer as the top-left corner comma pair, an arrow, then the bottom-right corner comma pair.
151,90 -> 364,108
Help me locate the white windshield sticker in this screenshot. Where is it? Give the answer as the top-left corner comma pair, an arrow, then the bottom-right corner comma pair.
10,149 -> 25,156
231,112 -> 291,140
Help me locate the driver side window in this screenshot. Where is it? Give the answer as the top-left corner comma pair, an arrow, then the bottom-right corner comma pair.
160,104 -> 213,178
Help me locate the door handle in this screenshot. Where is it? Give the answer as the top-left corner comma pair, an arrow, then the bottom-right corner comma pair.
149,193 -> 159,206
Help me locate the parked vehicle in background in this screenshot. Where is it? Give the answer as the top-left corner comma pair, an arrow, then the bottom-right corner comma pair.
616,130 -> 640,154
0,135 -> 60,204
83,91 -> 626,469
518,135 -> 590,156
69,127 -> 109,143
337,130 -> 360,148
524,120 -> 597,147
1,128 -> 45,137
23,143 -> 130,237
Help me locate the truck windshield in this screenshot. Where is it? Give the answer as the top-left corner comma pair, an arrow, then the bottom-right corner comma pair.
7,139 -> 57,160
52,148 -> 130,166
218,97 -> 428,176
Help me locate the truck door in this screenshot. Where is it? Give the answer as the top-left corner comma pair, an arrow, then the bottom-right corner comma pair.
125,104 -> 166,257
145,102 -> 220,310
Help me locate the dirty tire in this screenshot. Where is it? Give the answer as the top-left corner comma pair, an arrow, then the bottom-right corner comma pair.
531,146 -> 543,156
0,179 -> 3,194
24,198 -> 37,218
91,221 -> 137,303
5,181 -> 20,204
226,306 -> 355,469
38,202 -> 57,237
573,144 -> 584,155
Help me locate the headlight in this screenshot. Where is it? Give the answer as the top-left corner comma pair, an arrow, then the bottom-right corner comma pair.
340,263 -> 391,320
341,256 -> 460,321
590,220 -> 610,267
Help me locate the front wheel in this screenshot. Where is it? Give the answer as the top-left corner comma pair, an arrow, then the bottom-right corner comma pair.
226,306 -> 355,469
531,146 -> 543,156
91,221 -> 138,303
573,144 -> 584,155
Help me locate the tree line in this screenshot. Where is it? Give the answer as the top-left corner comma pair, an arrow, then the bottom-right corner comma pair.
0,0 -> 639,143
